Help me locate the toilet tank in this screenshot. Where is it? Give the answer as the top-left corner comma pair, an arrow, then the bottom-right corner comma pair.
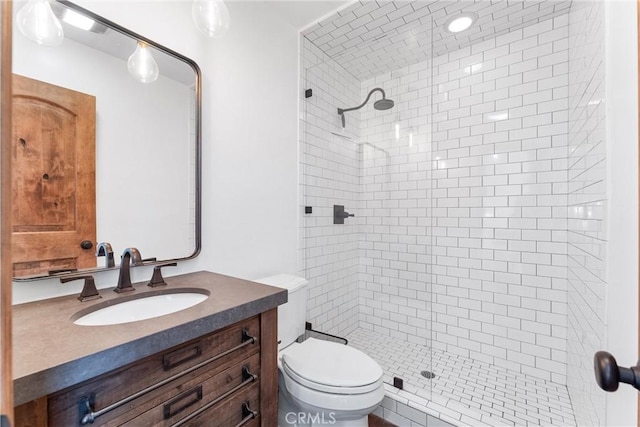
254,274 -> 307,351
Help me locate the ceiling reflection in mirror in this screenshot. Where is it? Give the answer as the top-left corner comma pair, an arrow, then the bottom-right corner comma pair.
12,0 -> 201,280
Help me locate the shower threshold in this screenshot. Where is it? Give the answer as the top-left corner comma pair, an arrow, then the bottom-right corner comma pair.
346,328 -> 576,427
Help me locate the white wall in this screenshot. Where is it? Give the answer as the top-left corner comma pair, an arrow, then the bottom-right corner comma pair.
567,0 -> 639,424
567,0 -> 608,423
604,1 -> 639,425
13,1 -> 300,303
201,2 -> 299,281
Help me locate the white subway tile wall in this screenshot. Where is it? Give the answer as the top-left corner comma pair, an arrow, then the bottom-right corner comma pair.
359,14 -> 570,383
300,38 -> 363,337
566,0 -> 607,425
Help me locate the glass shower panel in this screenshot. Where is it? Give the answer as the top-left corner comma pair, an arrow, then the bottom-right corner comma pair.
351,13 -> 436,409
300,38 -> 363,342
300,26 -> 436,402
359,66 -> 436,404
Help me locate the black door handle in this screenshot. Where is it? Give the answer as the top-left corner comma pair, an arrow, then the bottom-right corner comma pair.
80,240 -> 94,250
594,351 -> 640,392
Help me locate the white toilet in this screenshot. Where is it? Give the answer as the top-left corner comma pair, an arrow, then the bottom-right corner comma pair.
255,274 -> 385,427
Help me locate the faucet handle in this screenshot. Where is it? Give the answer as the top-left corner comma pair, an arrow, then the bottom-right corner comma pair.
147,262 -> 178,288
60,275 -> 101,302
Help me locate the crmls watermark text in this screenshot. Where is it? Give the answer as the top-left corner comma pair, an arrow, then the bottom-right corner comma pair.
284,412 -> 337,425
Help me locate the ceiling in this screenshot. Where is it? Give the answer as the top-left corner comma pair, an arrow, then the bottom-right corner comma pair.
301,0 -> 572,81
266,0 -> 351,30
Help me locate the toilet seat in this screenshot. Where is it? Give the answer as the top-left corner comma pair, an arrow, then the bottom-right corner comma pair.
280,338 -> 383,394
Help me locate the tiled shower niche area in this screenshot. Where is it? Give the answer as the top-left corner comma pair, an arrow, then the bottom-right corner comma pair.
300,1 -> 607,426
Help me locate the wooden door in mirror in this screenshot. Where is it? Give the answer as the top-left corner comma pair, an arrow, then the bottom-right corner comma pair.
11,75 -> 96,277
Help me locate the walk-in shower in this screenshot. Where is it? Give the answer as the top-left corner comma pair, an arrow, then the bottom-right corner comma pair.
337,87 -> 394,127
301,0 -> 608,426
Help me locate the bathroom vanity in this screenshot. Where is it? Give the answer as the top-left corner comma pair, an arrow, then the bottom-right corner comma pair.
12,271 -> 287,426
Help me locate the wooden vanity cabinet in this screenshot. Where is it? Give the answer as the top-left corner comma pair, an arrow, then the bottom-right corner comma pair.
15,309 -> 277,427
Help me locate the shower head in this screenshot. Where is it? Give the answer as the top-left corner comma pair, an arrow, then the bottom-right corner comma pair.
337,87 -> 395,128
374,98 -> 394,111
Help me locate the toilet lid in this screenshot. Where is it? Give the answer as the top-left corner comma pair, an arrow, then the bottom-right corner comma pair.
280,338 -> 383,391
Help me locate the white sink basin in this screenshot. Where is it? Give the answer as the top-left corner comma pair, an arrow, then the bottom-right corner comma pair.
73,289 -> 209,326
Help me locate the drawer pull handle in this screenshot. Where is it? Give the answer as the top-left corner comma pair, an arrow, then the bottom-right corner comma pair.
163,385 -> 203,419
235,401 -> 258,427
170,366 -> 258,427
79,327 -> 257,425
242,328 -> 256,344
241,365 -> 258,382
163,344 -> 203,371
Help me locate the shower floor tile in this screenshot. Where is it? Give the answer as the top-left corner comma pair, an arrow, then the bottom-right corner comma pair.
346,328 -> 576,427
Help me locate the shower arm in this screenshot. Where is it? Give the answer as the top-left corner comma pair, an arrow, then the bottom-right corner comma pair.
337,88 -> 387,115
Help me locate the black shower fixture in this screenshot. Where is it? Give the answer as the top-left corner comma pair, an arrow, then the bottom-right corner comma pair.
337,87 -> 395,128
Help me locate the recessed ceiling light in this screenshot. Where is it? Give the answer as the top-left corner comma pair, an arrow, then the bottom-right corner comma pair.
445,12 -> 477,33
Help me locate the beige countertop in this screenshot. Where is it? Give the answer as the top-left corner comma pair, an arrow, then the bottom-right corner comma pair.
13,270 -> 287,406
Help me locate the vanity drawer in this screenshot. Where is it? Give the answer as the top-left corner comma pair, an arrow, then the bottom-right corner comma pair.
47,316 -> 260,426
110,352 -> 261,426
180,382 -> 260,427
160,316 -> 260,373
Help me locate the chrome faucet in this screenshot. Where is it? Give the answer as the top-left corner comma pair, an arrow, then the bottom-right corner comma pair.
114,247 -> 143,293
96,242 -> 115,268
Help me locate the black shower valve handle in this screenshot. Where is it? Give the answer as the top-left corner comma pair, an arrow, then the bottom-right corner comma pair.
594,351 -> 640,392
333,204 -> 355,224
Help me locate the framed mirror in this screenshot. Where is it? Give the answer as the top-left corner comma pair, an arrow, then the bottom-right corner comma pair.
11,0 -> 201,280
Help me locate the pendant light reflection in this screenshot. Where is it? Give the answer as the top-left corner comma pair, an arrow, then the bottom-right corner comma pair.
192,0 -> 230,38
16,0 -> 64,47
127,42 -> 159,84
